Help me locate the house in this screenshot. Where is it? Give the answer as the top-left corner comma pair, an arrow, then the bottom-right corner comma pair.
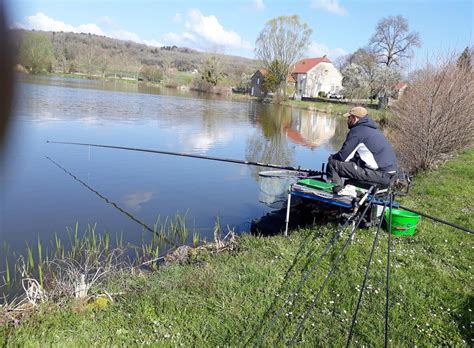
250,69 -> 267,97
250,69 -> 296,97
392,81 -> 407,99
292,56 -> 343,99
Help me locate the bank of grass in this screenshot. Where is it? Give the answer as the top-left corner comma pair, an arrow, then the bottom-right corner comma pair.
1,150 -> 472,346
282,99 -> 393,121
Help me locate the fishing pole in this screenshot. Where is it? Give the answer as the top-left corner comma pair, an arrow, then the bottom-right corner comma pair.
384,193 -> 394,348
46,141 -> 323,175
289,195 -> 375,346
398,205 -> 473,234
257,212 -> 357,345
346,199 -> 388,347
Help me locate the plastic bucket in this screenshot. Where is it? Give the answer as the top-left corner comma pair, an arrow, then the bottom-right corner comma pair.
384,208 -> 421,236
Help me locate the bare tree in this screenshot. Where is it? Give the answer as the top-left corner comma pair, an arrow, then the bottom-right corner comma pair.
369,15 -> 421,67
255,15 -> 312,100
368,15 -> 420,108
390,56 -> 474,173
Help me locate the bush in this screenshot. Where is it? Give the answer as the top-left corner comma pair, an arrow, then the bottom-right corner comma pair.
139,65 -> 163,83
390,57 -> 474,173
318,91 -> 327,98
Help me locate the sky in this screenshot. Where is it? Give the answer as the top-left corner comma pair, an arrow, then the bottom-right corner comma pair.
7,0 -> 474,70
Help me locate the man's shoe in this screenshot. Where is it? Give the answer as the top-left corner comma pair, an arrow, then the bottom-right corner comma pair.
332,185 -> 344,194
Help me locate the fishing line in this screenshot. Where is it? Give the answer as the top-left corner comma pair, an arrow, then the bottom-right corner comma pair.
45,155 -> 177,248
47,140 -> 323,175
346,198 -> 388,347
288,198 -> 374,346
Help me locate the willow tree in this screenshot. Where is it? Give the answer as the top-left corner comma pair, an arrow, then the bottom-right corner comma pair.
255,15 -> 312,100
19,32 -> 54,74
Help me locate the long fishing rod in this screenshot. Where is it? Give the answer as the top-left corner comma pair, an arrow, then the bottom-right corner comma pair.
346,199 -> 388,347
289,197 -> 375,346
384,193 -> 394,348
398,205 -> 473,234
46,141 -> 322,175
257,212 -> 356,345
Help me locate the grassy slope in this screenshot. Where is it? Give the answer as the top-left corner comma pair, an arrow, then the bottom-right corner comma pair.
1,151 -> 473,346
282,99 -> 393,121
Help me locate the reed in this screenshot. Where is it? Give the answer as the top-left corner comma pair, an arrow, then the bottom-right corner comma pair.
2,213 -> 198,299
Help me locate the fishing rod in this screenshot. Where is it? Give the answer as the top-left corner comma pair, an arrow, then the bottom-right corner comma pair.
399,205 -> 473,234
46,141 -> 323,175
346,200 -> 388,347
289,196 -> 375,346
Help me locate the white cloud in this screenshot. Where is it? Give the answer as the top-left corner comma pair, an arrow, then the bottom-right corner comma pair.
163,9 -> 252,52
15,12 -> 163,47
308,41 -> 347,60
122,191 -> 155,211
173,13 -> 182,23
254,0 -> 265,10
311,0 -> 348,16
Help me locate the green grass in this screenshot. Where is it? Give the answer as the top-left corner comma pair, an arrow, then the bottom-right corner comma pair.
282,99 -> 393,121
1,150 -> 472,346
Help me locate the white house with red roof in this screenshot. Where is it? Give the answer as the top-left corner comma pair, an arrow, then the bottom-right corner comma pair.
291,56 -> 343,99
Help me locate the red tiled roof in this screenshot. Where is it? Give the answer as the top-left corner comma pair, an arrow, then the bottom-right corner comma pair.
292,56 -> 332,74
395,82 -> 407,90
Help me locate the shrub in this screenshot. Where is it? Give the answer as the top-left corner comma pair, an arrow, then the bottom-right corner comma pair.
390,56 -> 474,173
139,65 -> 163,83
318,91 -> 327,98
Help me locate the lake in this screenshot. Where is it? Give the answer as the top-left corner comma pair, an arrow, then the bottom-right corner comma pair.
1,75 -> 346,268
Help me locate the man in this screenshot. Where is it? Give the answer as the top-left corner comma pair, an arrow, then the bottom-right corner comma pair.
327,106 -> 398,194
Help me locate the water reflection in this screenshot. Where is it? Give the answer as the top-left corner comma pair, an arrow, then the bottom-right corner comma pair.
122,191 -> 156,211
286,109 -> 337,149
2,76 -> 347,269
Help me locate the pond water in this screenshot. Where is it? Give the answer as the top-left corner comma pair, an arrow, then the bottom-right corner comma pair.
0,75 -> 346,268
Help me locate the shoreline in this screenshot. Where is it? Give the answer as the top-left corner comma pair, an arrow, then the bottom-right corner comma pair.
1,149 -> 472,346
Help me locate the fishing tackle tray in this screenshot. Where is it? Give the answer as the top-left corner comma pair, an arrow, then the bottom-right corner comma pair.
291,183 -> 354,209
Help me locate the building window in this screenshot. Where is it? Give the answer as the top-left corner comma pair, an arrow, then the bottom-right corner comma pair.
257,78 -> 260,85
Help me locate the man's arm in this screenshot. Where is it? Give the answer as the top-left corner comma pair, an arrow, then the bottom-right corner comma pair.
332,130 -> 361,162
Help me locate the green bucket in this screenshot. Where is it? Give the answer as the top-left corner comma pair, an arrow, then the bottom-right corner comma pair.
384,208 -> 421,236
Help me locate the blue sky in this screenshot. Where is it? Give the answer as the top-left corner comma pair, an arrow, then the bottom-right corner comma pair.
9,0 -> 473,69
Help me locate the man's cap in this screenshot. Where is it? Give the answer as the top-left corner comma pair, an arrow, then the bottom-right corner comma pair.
343,106 -> 367,118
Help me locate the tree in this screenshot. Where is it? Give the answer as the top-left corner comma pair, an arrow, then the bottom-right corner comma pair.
369,15 -> 421,67
368,15 -> 420,108
391,58 -> 474,173
350,49 -> 379,99
262,60 -> 285,95
341,63 -> 370,100
255,15 -> 312,100
19,32 -> 54,73
201,56 -> 226,86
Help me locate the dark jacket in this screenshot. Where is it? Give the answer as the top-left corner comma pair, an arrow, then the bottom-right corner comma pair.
333,116 -> 398,172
